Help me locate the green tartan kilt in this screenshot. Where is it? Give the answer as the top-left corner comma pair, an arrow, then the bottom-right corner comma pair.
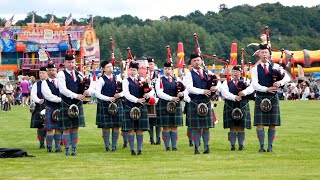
122,103 -> 149,131
184,102 -> 190,127
60,100 -> 85,130
157,99 -> 183,127
187,100 -> 214,129
30,103 -> 45,128
96,99 -> 123,128
223,99 -> 251,129
254,92 -> 281,126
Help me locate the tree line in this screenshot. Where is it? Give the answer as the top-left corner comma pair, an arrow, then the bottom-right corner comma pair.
1,3 -> 320,66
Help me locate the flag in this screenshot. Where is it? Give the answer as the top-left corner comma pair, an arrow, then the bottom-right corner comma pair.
65,13 -> 72,26
49,14 -> 54,23
31,13 -> 35,24
87,15 -> 93,28
5,15 -> 14,27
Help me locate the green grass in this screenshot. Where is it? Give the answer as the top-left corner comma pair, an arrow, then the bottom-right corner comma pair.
0,101 -> 319,179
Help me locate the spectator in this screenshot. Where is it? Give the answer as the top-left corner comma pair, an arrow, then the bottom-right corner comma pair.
312,84 -> 319,99
20,76 -> 30,106
299,81 -> 310,100
5,81 -> 14,105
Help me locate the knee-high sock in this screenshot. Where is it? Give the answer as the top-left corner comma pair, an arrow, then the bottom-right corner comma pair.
148,126 -> 154,140
46,135 -> 54,149
162,131 -> 170,148
256,129 -> 265,147
268,129 -> 276,149
37,130 -> 45,146
237,132 -> 245,146
228,132 -> 236,146
62,134 -> 70,149
192,130 -> 201,148
128,134 -> 135,151
187,128 -> 192,141
54,134 -> 61,150
70,132 -> 78,149
137,134 -> 143,151
156,126 -> 161,139
170,131 -> 178,149
122,131 -> 128,144
202,131 -> 210,151
102,130 -> 110,148
112,131 -> 119,148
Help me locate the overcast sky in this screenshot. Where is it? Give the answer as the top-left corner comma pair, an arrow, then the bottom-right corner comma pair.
1,0 -> 319,22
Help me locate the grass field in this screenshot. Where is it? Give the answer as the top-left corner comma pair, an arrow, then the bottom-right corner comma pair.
0,101 -> 319,179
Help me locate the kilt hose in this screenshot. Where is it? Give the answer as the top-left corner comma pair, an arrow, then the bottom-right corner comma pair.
44,106 -> 61,130
122,103 -> 149,131
157,99 -> 183,127
254,92 -> 281,126
223,99 -> 251,129
187,100 -> 214,129
96,99 -> 123,128
60,100 -> 85,130
30,103 -> 46,128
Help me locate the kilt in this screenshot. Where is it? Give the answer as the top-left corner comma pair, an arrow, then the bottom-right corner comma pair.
184,102 -> 190,127
96,99 -> 123,128
254,92 -> 281,126
157,99 -> 183,127
30,104 -> 45,128
122,103 -> 149,131
223,99 -> 251,129
60,100 -> 85,130
44,106 -> 61,130
187,100 -> 214,129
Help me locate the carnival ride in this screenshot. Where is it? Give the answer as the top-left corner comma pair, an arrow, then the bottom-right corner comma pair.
0,23 -> 100,79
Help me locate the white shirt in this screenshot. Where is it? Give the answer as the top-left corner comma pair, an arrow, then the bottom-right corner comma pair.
57,70 -> 78,99
251,62 -> 291,92
155,76 -> 175,101
221,79 -> 254,101
31,81 -> 43,103
95,74 -> 123,101
41,78 -> 61,103
122,76 -> 154,103
183,70 -> 205,95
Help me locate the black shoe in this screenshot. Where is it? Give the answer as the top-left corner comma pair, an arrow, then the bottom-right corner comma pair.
40,144 -> 45,149
55,148 -> 62,153
122,143 -> 127,148
267,148 -> 273,152
150,138 -> 155,145
131,150 -> 136,155
258,145 -> 266,152
111,146 -> 117,152
105,147 -> 110,152
65,149 -> 70,156
239,145 -> 244,151
189,140 -> 193,147
47,148 -> 53,153
203,145 -> 210,154
194,147 -> 200,155
137,150 -> 142,155
172,148 -> 178,151
231,145 -> 236,151
155,137 -> 161,145
166,147 -> 171,151
71,148 -> 77,156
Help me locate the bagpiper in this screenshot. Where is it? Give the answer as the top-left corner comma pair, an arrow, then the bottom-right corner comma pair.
30,67 -> 47,149
95,60 -> 124,152
41,62 -> 62,153
221,66 -> 254,151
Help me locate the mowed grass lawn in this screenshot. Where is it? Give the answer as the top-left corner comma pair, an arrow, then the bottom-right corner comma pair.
0,100 -> 319,179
